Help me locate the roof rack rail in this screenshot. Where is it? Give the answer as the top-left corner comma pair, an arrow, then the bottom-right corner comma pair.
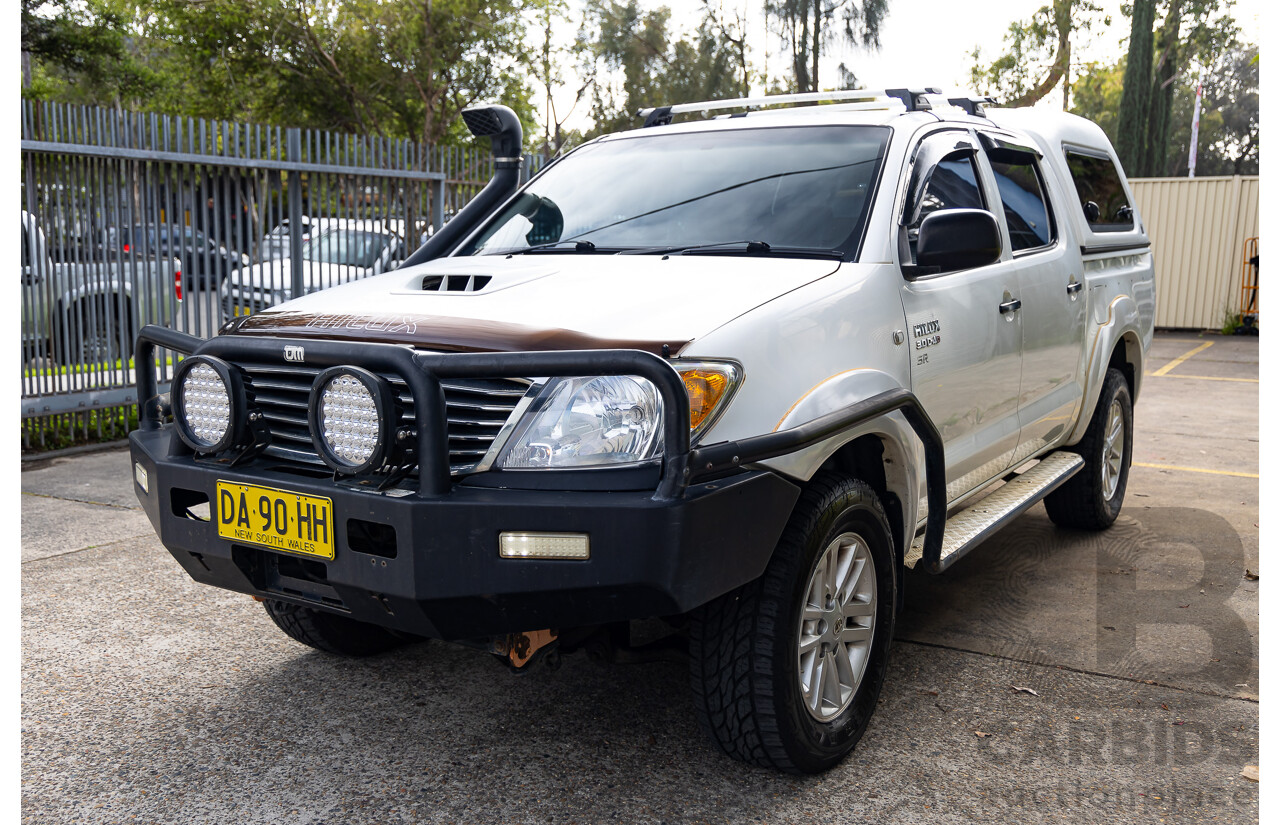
636,88 -> 945,127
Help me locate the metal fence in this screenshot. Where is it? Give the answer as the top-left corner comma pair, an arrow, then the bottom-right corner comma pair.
20,100 -> 545,449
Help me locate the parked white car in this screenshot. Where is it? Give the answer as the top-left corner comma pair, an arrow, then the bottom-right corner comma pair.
222,219 -> 407,316
132,90 -> 1154,774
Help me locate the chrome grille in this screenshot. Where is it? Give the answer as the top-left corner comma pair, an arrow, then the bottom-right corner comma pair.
233,360 -> 531,475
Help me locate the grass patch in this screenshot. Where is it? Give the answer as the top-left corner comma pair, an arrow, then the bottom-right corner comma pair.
22,404 -> 140,453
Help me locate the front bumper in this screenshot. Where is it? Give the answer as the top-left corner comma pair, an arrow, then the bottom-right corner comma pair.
131,426 -> 800,640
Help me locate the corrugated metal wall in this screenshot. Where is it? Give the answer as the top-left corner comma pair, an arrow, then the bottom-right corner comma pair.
1128,176 -> 1259,329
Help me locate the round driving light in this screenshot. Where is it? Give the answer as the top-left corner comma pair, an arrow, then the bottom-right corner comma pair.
308,367 -> 397,474
172,355 -> 244,454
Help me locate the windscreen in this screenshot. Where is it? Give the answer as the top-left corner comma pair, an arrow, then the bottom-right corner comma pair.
461,125 -> 890,257
304,230 -> 390,267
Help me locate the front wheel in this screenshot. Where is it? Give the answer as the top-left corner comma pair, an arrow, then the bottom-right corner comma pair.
690,474 -> 897,774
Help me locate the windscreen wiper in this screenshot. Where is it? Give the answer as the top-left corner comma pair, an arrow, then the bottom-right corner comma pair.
509,240 -> 614,255
625,240 -> 843,260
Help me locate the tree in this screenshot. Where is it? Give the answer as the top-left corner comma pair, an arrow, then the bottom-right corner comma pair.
150,0 -> 536,147
577,0 -> 748,137
21,0 -> 160,106
1116,0 -> 1157,175
1071,43 -> 1257,176
1115,0 -> 1237,176
528,0 -> 589,156
764,0 -> 888,92
968,0 -> 1105,109
23,0 -> 539,148
1167,45 -> 1258,175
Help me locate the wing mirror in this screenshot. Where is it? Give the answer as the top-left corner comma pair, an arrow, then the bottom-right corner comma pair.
915,209 -> 1002,273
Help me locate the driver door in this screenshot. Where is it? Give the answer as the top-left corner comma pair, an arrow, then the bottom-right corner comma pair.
898,131 -> 1024,504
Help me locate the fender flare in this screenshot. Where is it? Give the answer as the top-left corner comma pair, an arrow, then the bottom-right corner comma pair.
1068,294 -> 1145,445
757,368 -> 929,569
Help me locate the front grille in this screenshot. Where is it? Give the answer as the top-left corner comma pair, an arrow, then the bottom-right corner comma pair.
232,359 -> 530,476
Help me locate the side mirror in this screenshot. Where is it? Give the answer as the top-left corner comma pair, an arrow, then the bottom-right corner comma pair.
916,209 -> 1002,273
1083,200 -> 1101,222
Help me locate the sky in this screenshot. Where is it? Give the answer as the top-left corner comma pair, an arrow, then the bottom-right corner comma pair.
545,0 -> 1263,131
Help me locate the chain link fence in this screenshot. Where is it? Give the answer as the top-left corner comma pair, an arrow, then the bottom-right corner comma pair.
20,101 -> 545,450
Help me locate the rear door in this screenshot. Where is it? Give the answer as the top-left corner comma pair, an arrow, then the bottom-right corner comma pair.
899,130 -> 1025,503
978,134 -> 1087,461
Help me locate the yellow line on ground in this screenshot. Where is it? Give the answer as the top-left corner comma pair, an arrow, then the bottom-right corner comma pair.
1134,462 -> 1258,479
1143,372 -> 1259,383
1151,341 -> 1213,376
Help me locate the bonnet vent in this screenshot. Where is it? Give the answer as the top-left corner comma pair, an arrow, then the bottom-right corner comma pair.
422,274 -> 493,292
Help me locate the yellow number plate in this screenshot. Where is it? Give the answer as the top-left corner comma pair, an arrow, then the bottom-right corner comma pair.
215,481 -> 335,560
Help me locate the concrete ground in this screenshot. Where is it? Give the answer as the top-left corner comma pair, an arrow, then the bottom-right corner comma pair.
21,331 -> 1259,824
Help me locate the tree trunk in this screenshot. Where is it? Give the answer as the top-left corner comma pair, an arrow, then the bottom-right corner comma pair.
1147,0 -> 1184,176
1007,0 -> 1073,108
1116,0 -> 1157,177
810,0 -> 821,92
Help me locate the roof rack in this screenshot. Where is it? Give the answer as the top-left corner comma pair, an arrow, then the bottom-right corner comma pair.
637,88 -> 950,127
636,88 -> 1001,127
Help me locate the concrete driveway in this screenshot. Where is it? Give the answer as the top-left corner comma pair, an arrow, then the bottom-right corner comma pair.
21,331 -> 1259,824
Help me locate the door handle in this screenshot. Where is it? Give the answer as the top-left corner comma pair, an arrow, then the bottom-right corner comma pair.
1066,281 -> 1083,296
999,298 -> 1022,314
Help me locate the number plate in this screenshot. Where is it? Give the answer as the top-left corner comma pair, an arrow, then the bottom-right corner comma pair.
215,481 -> 335,560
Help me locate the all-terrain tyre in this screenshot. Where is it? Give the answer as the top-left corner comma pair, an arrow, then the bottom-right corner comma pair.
1044,367 -> 1133,529
262,599 -> 417,657
689,473 -> 897,774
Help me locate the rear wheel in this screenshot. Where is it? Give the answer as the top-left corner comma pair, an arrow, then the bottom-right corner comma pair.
690,474 -> 896,773
1044,367 -> 1133,529
262,599 -> 417,657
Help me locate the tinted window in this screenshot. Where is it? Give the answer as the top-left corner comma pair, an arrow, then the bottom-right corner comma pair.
462,126 -> 890,258
1065,151 -> 1134,231
990,158 -> 1053,251
908,153 -> 985,263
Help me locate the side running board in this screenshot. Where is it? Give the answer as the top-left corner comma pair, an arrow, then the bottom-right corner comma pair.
905,451 -> 1086,574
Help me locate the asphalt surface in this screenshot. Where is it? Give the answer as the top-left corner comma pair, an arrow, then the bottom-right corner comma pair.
21,331 -> 1259,823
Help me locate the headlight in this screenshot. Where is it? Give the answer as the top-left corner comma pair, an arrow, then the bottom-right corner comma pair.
308,367 -> 398,474
500,375 -> 664,468
496,361 -> 742,470
172,356 -> 244,454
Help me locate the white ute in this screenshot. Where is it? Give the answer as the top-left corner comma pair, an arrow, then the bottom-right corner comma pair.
131,88 -> 1154,774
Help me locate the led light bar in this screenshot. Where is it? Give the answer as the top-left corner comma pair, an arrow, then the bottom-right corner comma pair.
499,532 -> 590,560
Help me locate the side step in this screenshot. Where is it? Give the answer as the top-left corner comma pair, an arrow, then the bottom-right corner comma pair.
905,451 -> 1085,574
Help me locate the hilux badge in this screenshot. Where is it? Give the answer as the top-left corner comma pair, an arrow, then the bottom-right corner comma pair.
284,345 -> 305,363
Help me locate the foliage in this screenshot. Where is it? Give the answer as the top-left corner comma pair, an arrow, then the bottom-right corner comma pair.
764,0 -> 888,92
1114,0 -> 1238,176
1071,43 -> 1256,176
23,0 -> 539,148
1220,307 -> 1242,336
969,0 -> 1105,108
529,0 -> 589,155
1116,0 -> 1157,175
576,0 -> 749,138
21,0 -> 161,105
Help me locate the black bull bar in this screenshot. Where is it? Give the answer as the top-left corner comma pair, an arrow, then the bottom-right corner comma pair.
135,325 -> 947,569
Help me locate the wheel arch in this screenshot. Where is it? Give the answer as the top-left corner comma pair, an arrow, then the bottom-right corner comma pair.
1068,295 -> 1145,445
760,368 -> 925,603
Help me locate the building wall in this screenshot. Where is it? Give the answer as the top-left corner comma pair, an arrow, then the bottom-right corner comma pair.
1128,176 -> 1260,329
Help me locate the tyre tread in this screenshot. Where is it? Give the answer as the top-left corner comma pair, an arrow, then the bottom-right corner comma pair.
690,473 -> 890,773
1044,368 -> 1132,530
